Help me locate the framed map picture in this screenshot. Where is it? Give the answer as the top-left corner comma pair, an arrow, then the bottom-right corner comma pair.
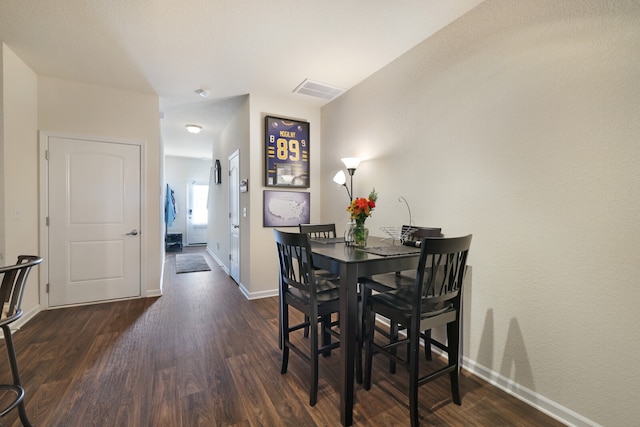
263,190 -> 310,227
265,115 -> 310,188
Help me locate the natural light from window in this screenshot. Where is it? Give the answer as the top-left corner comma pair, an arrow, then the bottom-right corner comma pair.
191,183 -> 208,225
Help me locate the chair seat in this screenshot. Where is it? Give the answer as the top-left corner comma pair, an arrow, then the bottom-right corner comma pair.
287,279 -> 341,305
315,277 -> 340,292
369,287 -> 455,322
360,272 -> 414,293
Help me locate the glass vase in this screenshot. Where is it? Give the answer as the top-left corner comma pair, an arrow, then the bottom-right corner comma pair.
344,221 -> 356,246
353,223 -> 369,248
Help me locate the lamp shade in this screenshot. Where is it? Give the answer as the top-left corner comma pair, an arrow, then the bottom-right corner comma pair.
333,170 -> 346,185
341,157 -> 361,170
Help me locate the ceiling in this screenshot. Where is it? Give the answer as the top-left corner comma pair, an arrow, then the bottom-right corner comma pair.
0,0 -> 483,159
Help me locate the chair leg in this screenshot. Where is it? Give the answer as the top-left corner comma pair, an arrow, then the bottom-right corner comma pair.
363,309 -> 375,390
355,295 -> 363,385
447,321 -> 462,405
389,321 -> 399,374
2,325 -> 33,427
310,314 -> 319,406
423,329 -> 432,361
280,306 -> 290,374
303,315 -> 310,338
321,315 -> 332,357
278,296 -> 284,350
408,327 -> 420,427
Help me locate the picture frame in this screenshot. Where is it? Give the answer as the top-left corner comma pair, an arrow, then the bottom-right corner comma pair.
264,115 -> 310,188
263,190 -> 310,227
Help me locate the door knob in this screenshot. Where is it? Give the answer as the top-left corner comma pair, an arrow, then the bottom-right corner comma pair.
126,229 -> 139,235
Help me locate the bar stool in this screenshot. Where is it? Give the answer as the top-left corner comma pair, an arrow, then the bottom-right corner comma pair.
0,255 -> 43,427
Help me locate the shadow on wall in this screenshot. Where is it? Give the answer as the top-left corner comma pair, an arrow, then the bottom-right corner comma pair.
500,318 -> 536,393
476,310 -> 537,396
476,309 -> 495,370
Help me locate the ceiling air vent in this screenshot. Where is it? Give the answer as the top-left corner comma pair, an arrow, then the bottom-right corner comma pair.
293,79 -> 345,101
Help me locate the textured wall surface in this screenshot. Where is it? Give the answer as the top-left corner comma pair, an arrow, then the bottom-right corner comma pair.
321,1 -> 640,425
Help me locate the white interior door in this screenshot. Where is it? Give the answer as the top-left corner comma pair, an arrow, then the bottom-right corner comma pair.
186,181 -> 208,245
229,151 -> 240,283
48,136 -> 141,307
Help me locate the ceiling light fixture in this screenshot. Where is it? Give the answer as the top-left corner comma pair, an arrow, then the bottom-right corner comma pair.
195,88 -> 210,98
185,124 -> 202,134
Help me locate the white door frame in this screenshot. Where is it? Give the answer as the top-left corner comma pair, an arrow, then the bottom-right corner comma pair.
228,150 -> 240,283
39,132 -> 147,309
186,180 -> 209,245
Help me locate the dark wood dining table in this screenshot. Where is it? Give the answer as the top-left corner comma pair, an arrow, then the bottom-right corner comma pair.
310,236 -> 422,426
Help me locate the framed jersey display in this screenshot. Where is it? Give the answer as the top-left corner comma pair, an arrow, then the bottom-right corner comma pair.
265,115 -> 310,188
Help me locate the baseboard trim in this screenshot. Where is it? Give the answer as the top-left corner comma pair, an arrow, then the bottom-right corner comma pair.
462,358 -> 600,427
207,247 -> 230,275
9,304 -> 41,333
373,317 -> 598,427
239,285 -> 278,300
205,248 -> 277,300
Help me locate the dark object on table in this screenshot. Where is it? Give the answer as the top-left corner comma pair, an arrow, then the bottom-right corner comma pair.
401,225 -> 443,246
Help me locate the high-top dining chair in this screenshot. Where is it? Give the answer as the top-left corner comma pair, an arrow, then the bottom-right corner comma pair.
299,223 -> 367,383
299,223 -> 339,281
363,235 -> 471,426
299,223 -> 337,239
298,223 -> 339,338
0,255 -> 43,427
274,230 -> 341,406
360,226 -> 443,373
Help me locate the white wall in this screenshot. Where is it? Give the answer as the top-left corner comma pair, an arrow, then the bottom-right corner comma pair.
165,156 -> 212,244
245,94 -> 322,297
207,93 -> 322,297
38,76 -> 164,298
0,44 -> 40,322
208,95 -> 250,271
320,1 -> 640,426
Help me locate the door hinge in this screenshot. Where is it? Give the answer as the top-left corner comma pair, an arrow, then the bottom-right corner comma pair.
46,283 -> 49,293
46,216 -> 49,226
229,254 -> 232,260
45,150 -> 49,160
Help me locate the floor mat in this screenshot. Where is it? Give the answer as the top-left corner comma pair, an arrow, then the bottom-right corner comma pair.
175,254 -> 211,273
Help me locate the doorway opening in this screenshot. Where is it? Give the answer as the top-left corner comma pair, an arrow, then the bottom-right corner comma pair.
187,181 -> 209,245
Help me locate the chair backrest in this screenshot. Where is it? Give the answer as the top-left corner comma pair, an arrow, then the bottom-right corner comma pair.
401,225 -> 442,245
273,230 -> 318,298
0,255 -> 43,323
414,235 -> 472,316
299,223 -> 337,239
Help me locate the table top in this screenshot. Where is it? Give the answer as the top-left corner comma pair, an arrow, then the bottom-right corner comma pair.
310,236 -> 422,276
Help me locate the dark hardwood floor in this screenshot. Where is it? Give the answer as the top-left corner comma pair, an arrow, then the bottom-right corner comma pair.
1,247 -> 564,426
